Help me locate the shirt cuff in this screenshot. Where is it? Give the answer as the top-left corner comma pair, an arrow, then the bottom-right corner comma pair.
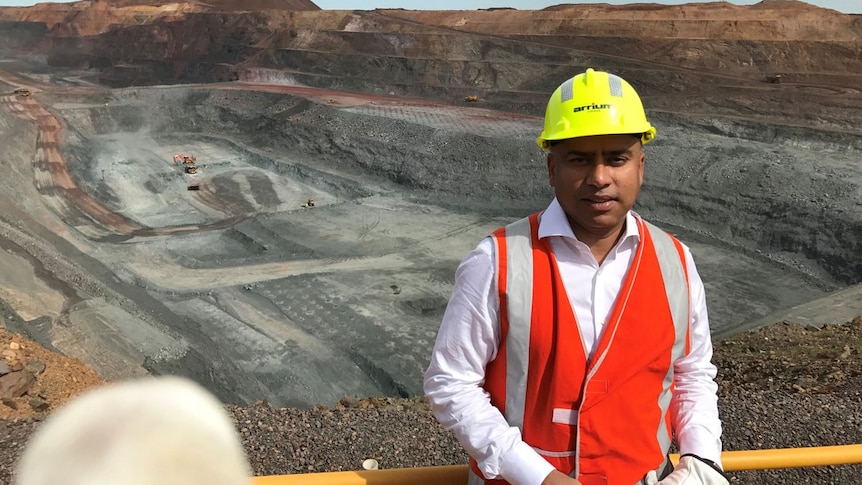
499,441 -> 557,485
678,440 -> 723,469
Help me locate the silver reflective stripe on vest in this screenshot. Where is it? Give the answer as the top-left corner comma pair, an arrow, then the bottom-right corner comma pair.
643,220 -> 691,470
502,216 -> 533,430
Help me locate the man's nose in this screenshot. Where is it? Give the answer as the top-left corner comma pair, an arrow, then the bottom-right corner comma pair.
586,161 -> 612,187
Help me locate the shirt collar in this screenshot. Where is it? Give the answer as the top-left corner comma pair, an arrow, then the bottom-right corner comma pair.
538,197 -> 641,245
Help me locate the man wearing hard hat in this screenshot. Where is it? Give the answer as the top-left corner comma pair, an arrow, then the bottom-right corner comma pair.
425,69 -> 727,485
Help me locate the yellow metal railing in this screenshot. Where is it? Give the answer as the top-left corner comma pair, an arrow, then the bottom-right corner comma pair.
719,443 -> 862,471
253,465 -> 466,485
251,444 -> 862,484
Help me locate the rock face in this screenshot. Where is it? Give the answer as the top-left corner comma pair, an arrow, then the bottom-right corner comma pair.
0,3 -> 859,483
0,1 -> 860,125
100,0 -> 320,10
3,318 -> 862,485
0,327 -> 104,420
0,0 -> 859,409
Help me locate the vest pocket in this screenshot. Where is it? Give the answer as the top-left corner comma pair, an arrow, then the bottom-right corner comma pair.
577,474 -> 609,485
532,448 -> 611,485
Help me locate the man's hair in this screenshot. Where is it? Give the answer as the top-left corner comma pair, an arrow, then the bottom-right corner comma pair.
15,376 -> 251,485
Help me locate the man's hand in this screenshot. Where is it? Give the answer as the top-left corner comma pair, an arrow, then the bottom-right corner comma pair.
644,455 -> 729,485
541,469 -> 583,485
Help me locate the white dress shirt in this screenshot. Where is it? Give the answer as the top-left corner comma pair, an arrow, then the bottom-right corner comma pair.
424,198 -> 722,485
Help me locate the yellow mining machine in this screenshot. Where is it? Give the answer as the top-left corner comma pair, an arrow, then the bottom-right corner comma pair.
173,153 -> 197,164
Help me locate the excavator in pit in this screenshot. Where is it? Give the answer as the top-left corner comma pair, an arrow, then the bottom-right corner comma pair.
173,153 -> 197,164
172,153 -> 199,173
173,153 -> 201,189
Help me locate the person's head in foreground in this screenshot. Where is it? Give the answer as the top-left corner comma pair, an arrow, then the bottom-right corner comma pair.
15,376 -> 251,485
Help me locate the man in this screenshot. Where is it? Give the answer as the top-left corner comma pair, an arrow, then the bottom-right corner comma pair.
15,376 -> 251,485
424,68 -> 727,485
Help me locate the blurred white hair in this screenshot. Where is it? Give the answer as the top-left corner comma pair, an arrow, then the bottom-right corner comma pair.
15,376 -> 251,485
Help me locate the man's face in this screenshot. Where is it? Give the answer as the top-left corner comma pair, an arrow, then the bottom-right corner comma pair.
546,134 -> 645,245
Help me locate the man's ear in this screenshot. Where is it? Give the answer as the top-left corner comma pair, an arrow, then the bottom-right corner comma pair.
546,152 -> 555,187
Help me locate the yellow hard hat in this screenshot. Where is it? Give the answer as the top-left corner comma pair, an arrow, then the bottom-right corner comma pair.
537,68 -> 656,151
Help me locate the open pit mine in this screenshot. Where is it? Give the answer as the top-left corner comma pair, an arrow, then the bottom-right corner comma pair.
0,0 -> 859,410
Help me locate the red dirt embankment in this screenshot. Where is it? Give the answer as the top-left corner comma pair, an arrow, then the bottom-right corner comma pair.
0,325 -> 104,421
385,1 -> 861,41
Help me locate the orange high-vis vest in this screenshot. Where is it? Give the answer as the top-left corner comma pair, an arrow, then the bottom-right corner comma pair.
469,212 -> 691,485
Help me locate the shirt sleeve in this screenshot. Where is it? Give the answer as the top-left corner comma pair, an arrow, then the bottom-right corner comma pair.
423,238 -> 556,485
670,245 -> 724,467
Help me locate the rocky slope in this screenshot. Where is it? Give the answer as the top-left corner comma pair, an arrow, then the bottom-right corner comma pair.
101,0 -> 321,11
2,316 -> 862,484
0,0 -> 860,127
0,1 -> 860,482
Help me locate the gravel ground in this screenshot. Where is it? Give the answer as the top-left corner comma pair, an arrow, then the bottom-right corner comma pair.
3,318 -> 862,484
